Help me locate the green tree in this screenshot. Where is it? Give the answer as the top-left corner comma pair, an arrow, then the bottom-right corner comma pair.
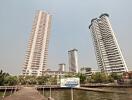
91,72 -> 109,83
4,76 -> 18,86
64,73 -> 75,77
0,70 -> 9,85
18,75 -> 26,85
76,73 -> 86,84
110,73 -> 122,80
49,75 -> 57,85
37,75 -> 50,85
108,75 -> 114,83
24,76 -> 37,85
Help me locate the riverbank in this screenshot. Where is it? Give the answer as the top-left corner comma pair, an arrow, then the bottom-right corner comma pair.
4,87 -> 47,100
81,84 -> 132,88
0,85 -> 132,100
36,84 -> 132,94
38,87 -> 132,100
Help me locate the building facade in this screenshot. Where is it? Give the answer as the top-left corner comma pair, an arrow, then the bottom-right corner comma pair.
89,13 -> 128,74
22,10 -> 52,76
68,49 -> 79,73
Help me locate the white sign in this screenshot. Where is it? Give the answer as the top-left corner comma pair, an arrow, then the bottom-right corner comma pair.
60,78 -> 80,87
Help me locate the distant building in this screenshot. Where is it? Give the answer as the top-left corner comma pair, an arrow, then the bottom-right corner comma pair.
22,10 -> 52,76
68,49 -> 79,73
80,67 -> 91,75
80,67 -> 99,76
89,13 -> 128,74
58,63 -> 66,72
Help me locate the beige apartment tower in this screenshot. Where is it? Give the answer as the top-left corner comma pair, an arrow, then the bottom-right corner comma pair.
89,13 -> 128,74
22,10 -> 52,76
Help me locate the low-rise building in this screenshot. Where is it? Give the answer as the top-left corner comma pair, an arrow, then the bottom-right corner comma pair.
80,67 -> 100,76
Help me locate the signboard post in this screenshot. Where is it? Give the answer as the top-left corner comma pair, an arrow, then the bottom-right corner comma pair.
71,87 -> 73,100
60,78 -> 80,100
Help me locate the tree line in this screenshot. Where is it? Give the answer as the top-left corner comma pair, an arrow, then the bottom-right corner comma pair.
0,70 -> 132,86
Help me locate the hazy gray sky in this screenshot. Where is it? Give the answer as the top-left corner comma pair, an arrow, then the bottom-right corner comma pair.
0,0 -> 132,75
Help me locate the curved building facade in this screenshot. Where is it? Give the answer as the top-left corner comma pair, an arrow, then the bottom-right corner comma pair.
89,13 -> 128,74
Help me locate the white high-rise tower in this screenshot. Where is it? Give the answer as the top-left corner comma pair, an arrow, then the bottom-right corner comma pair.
22,10 -> 52,76
68,49 -> 79,73
89,13 -> 128,74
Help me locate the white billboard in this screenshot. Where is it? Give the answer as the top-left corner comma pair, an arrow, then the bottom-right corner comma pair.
60,78 -> 80,88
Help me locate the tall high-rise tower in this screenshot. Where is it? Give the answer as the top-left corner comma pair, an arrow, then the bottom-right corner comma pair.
22,10 -> 52,76
68,49 -> 79,73
89,13 -> 128,74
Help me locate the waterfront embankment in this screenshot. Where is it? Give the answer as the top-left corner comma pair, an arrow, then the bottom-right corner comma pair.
3,87 -> 47,100
0,85 -> 132,100
36,84 -> 132,94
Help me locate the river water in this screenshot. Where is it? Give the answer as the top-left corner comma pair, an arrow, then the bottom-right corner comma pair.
39,88 -> 132,100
